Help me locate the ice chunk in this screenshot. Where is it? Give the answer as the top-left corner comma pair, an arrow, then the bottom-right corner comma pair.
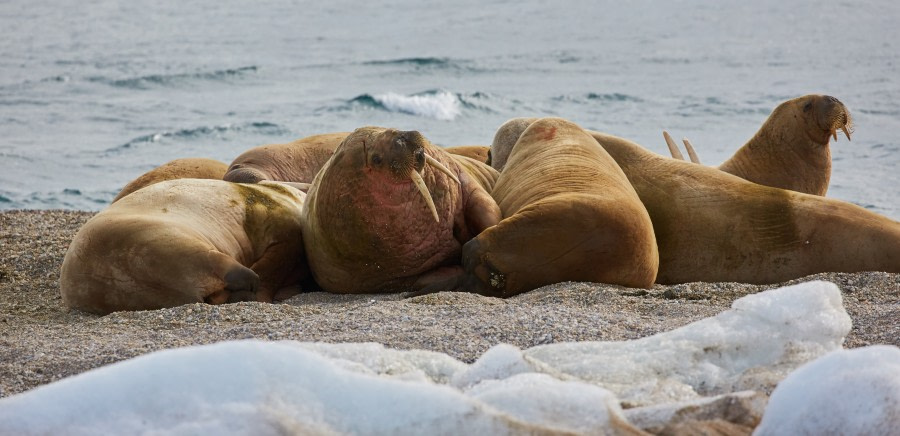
755,345 -> 900,435
524,280 -> 851,406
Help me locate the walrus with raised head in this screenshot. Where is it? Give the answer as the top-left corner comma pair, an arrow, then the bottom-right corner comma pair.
61,179 -> 308,314
417,118 -> 658,297
665,94 -> 853,196
112,157 -> 228,202
224,132 -> 349,185
302,127 -> 502,294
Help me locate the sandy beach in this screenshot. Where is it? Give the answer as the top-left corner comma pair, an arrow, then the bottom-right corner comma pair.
1,209 -> 898,400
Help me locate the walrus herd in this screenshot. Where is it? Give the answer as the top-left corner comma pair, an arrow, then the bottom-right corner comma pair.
60,94 -> 900,314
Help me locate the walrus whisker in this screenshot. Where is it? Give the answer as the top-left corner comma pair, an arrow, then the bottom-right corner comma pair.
410,169 -> 440,222
682,137 -> 701,164
663,131 -> 685,161
425,154 -> 460,184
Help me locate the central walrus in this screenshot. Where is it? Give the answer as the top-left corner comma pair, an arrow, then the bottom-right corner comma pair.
415,117 -> 659,297
301,127 -> 501,293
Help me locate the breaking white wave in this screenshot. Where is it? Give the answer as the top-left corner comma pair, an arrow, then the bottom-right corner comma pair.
370,91 -> 462,121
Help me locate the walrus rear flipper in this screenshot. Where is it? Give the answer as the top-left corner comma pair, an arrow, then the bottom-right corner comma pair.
213,264 -> 259,304
223,166 -> 269,184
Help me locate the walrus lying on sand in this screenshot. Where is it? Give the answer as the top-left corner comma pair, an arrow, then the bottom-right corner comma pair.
413,118 -> 659,297
488,117 -> 898,285
61,179 -> 308,314
112,157 -> 228,202
664,94 -> 853,196
302,127 -> 502,294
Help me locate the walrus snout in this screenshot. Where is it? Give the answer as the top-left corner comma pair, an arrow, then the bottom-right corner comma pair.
820,95 -> 852,142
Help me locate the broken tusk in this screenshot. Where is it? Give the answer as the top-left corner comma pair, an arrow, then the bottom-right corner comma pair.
410,169 -> 439,222
425,154 -> 460,184
682,137 -> 701,164
663,130 -> 685,161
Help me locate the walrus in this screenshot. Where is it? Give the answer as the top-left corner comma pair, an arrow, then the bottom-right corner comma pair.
61,179 -> 308,315
302,127 -> 502,293
414,118 -> 659,297
112,157 -> 228,202
444,145 -> 491,164
490,117 -> 537,171
665,94 -> 853,196
223,132 -> 349,184
588,129 -> 899,284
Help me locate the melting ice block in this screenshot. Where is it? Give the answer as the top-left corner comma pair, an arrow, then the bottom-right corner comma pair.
523,280 -> 852,406
754,345 -> 900,435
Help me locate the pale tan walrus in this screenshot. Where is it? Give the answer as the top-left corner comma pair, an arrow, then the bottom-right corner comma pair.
415,118 -> 659,297
112,157 -> 228,202
302,127 -> 502,293
664,94 -> 853,196
61,179 -> 308,314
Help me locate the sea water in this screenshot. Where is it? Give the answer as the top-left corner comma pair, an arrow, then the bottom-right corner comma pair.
1,0 -> 898,218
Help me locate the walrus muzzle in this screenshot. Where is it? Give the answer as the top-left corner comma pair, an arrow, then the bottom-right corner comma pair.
817,95 -> 852,142
378,131 -> 460,223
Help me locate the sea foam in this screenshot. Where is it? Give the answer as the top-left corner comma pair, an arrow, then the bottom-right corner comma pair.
370,91 -> 462,121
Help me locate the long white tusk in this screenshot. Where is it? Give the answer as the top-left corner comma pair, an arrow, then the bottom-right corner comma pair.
682,137 -> 700,164
425,154 -> 460,184
410,169 -> 439,222
663,131 -> 685,161
832,130 -> 838,141
843,124 -> 852,141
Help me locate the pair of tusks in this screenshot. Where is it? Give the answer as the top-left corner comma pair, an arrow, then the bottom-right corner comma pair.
663,131 -> 701,164
832,123 -> 852,142
409,154 -> 460,222
663,124 -> 854,165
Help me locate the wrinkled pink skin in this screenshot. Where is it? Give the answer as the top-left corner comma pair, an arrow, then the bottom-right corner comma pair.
301,127 -> 500,293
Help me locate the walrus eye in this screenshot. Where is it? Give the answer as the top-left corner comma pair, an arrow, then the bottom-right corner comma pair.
372,154 -> 382,165
803,102 -> 812,112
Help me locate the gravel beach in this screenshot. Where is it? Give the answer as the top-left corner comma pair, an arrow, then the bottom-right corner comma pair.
1,209 -> 898,399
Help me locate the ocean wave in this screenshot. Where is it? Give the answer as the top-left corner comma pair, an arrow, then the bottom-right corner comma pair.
552,93 -> 643,104
90,66 -> 259,90
348,90 -> 463,121
106,121 -> 287,154
0,188 -> 112,211
362,57 -> 452,67
360,57 -> 487,74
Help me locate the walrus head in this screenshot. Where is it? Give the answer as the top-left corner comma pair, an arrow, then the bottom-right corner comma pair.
353,128 -> 458,222
794,94 -> 853,145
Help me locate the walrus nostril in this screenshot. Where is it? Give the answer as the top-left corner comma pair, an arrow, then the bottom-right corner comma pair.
825,95 -> 841,104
